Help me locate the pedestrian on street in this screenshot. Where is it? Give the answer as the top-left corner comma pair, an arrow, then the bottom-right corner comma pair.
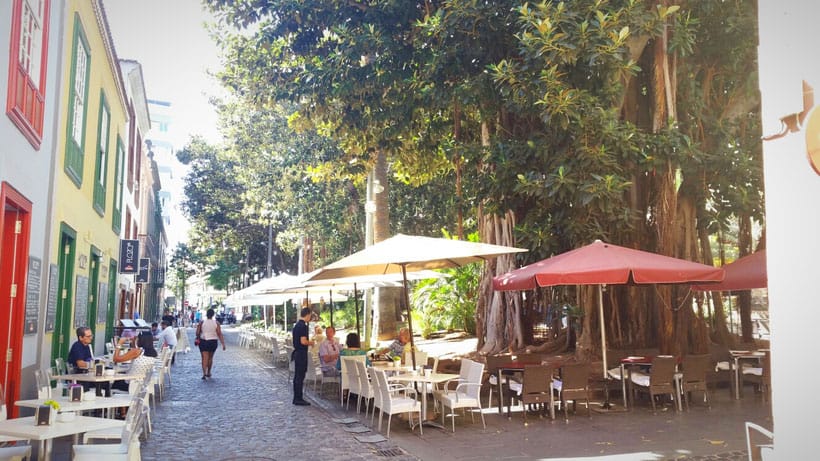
292,307 -> 315,406
196,308 -> 225,380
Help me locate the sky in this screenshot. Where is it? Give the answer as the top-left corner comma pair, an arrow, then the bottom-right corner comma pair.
103,0 -> 227,248
103,0 -> 224,146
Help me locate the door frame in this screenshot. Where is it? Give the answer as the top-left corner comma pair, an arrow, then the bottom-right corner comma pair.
52,223 -> 76,365
0,182 -> 32,415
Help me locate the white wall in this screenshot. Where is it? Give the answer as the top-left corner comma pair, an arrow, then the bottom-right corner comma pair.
758,2 -> 820,458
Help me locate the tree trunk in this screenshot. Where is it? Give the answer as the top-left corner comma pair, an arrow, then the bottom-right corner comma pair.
477,209 -> 521,355
737,213 -> 754,342
372,149 -> 402,340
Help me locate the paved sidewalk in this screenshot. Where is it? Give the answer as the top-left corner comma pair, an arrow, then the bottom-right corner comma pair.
136,326 -> 771,461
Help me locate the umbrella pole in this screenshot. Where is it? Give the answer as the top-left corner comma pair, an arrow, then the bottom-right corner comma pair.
354,283 -> 360,336
599,284 -> 607,380
329,290 -> 334,327
401,265 -> 417,371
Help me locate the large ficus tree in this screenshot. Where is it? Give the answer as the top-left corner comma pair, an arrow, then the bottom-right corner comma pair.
203,0 -> 763,356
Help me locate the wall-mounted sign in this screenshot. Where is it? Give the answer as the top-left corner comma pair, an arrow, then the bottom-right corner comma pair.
119,240 -> 139,273
136,258 -> 150,283
24,257 -> 42,335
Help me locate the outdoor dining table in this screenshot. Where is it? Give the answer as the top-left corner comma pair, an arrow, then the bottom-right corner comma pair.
619,356 -> 683,411
55,372 -> 140,397
729,350 -> 766,400
16,394 -> 132,419
0,415 -> 124,461
388,372 -> 459,430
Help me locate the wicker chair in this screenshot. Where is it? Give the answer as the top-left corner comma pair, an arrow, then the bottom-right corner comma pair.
517,365 -> 555,425
557,363 -> 591,421
681,354 -> 712,410
631,355 -> 679,413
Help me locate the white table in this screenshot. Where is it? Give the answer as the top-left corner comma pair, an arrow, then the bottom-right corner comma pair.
55,372 -> 139,397
730,350 -> 765,399
389,372 -> 459,429
0,415 -> 124,461
16,395 -> 132,419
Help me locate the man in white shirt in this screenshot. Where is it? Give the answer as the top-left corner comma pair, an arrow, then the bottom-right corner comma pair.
158,320 -> 178,364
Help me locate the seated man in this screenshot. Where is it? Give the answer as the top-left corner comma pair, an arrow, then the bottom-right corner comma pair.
318,326 -> 340,376
377,327 -> 411,360
150,322 -> 160,338
67,327 -> 94,373
158,320 -> 178,364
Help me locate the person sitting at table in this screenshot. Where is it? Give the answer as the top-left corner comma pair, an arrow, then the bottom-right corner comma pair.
376,327 -> 411,360
111,331 -> 158,392
158,320 -> 178,364
318,326 -> 341,376
336,332 -> 371,371
68,327 -> 94,373
150,322 -> 160,338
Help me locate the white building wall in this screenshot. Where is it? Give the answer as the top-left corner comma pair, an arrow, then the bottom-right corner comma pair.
758,2 -> 820,458
0,0 -> 66,372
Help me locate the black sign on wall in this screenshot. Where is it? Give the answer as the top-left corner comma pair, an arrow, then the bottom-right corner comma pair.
119,239 -> 139,273
24,257 -> 41,335
136,258 -> 150,283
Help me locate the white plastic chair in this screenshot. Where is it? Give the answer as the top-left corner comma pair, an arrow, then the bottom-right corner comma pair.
0,384 -> 28,446
353,360 -> 375,416
340,355 -> 367,406
74,397 -> 145,461
403,350 -> 428,370
371,368 -> 422,438
0,446 -> 31,461
745,421 -> 774,461
433,358 -> 487,432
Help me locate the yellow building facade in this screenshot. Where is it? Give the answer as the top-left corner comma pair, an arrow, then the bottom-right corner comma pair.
48,0 -> 128,363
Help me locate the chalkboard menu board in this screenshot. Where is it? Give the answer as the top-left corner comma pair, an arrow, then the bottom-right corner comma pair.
74,276 -> 89,327
97,282 -> 108,323
45,264 -> 58,332
24,257 -> 41,335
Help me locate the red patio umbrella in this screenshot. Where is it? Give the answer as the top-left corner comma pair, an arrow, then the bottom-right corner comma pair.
493,240 -> 724,379
692,249 -> 767,291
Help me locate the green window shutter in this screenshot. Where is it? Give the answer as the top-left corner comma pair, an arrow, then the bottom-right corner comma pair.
64,14 -> 90,187
93,91 -> 110,214
112,136 -> 124,233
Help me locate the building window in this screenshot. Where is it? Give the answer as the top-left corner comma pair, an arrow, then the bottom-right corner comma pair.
112,136 -> 124,233
93,91 -> 110,214
64,13 -> 90,187
6,0 -> 51,148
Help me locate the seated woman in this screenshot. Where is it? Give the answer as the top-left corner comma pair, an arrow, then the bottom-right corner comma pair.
111,331 -> 158,392
336,332 -> 371,371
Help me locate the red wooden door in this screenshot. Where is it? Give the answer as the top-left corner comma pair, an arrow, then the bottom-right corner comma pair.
0,183 -> 32,416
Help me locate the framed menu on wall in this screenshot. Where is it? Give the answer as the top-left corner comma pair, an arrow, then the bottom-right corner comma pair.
74,276 -> 89,327
45,264 -> 58,332
25,257 -> 42,334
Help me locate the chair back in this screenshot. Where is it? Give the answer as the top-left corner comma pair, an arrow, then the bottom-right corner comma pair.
340,355 -> 367,393
371,368 -> 389,410
34,369 -> 52,399
353,360 -> 372,399
560,362 -> 590,394
54,357 -> 68,375
682,354 -> 711,385
404,350 -> 428,370
521,365 -> 553,396
650,356 -> 677,385
464,359 -> 485,400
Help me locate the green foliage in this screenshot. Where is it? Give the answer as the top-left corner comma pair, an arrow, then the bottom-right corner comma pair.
410,232 -> 482,335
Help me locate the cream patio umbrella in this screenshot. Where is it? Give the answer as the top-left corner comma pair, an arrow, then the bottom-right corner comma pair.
305,234 -> 527,369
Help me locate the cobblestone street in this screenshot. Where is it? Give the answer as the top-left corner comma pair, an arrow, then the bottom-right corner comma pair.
140,326 -> 419,461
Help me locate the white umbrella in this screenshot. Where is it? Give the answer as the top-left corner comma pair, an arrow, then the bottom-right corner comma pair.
306,234 -> 527,368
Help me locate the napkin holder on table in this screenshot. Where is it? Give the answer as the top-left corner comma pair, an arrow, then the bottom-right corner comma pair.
35,405 -> 53,426
69,384 -> 83,402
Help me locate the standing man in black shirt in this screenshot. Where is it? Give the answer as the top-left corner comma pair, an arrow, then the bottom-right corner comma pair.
292,307 -> 315,406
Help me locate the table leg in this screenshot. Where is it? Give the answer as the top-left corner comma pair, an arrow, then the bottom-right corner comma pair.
620,364 -> 628,410
497,370 -> 503,415
733,357 -> 741,400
